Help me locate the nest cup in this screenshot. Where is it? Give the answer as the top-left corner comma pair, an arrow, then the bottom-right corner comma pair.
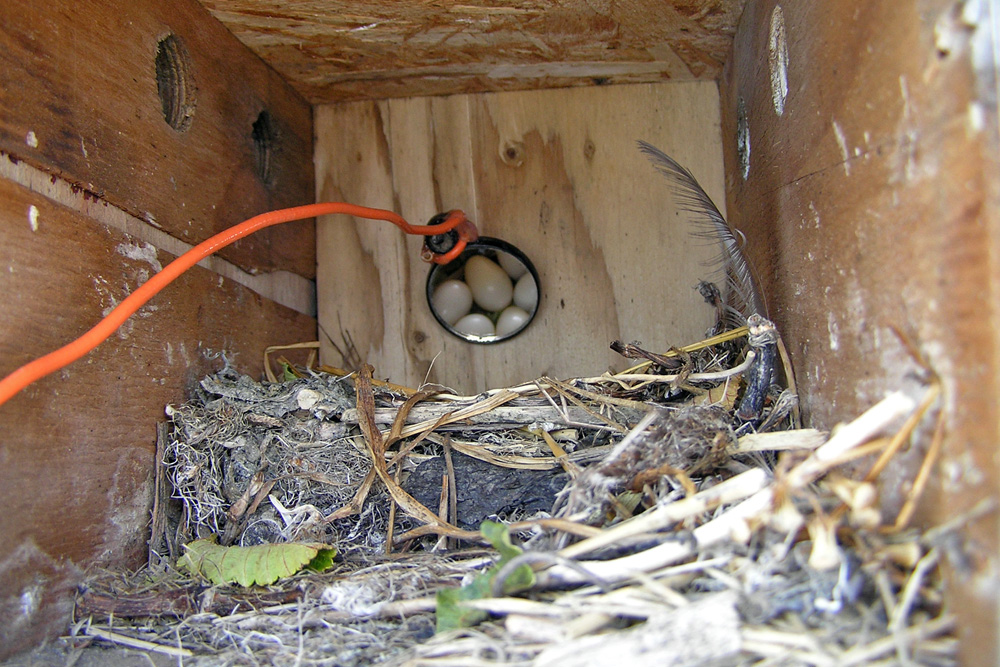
426,237 -> 540,343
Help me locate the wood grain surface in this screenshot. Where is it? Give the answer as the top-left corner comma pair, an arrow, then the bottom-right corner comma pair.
720,1 -> 1000,662
198,0 -> 745,103
315,82 -> 727,393
0,174 -> 316,658
0,0 -> 316,278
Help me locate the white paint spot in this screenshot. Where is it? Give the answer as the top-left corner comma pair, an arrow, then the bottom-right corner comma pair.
967,102 -> 985,134
101,298 -> 118,318
166,341 -> 174,365
832,121 -> 851,175
92,276 -> 128,338
972,562 -> 1000,601
116,241 -> 163,272
942,450 -> 985,492
768,5 -> 789,116
25,131 -> 38,148
808,202 -> 821,228
27,205 -> 39,232
19,586 -> 39,618
899,76 -> 912,121
737,97 -> 751,179
827,312 -> 840,350
934,0 -> 983,62
80,137 -> 89,159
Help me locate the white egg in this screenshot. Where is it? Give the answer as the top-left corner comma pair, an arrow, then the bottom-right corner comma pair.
513,273 -> 538,312
464,255 -> 513,312
497,251 -> 527,280
432,279 -> 473,325
496,306 -> 530,337
453,313 -> 495,337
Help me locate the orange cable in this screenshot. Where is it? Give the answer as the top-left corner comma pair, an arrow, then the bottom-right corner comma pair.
0,202 -> 472,407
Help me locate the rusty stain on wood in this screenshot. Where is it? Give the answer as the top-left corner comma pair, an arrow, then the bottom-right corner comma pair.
197,1 -> 745,103
720,1 -> 1000,662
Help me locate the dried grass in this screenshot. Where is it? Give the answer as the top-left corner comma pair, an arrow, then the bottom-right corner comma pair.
69,323 -> 969,666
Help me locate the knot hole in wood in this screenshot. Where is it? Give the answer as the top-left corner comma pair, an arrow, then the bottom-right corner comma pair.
500,140 -> 525,168
154,33 -> 196,132
252,110 -> 277,185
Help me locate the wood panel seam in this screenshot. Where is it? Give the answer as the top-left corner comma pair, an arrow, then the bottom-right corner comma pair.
0,154 -> 316,317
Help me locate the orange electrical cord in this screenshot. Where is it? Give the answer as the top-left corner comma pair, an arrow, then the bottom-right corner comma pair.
0,203 -> 475,407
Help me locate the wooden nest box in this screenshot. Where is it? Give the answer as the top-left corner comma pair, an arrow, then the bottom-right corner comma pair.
0,1 -> 997,662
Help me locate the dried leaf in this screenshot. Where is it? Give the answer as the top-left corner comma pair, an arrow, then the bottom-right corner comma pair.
697,379 -> 741,410
355,364 -> 477,540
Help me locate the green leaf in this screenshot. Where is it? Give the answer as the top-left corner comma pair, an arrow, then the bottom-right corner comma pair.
306,546 -> 338,572
435,521 -> 536,633
436,571 -> 493,632
281,362 -> 298,382
480,520 -> 535,594
481,520 -> 521,560
179,537 -> 336,587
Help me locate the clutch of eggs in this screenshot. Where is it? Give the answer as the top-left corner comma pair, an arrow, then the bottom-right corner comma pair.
432,251 -> 538,338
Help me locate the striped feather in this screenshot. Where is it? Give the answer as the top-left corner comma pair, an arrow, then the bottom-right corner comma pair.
638,140 -> 766,324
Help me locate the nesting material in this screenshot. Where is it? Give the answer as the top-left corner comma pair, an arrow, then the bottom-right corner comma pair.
69,321 -> 964,667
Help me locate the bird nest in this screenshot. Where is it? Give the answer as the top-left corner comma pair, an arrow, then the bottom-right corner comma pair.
68,321 -> 967,667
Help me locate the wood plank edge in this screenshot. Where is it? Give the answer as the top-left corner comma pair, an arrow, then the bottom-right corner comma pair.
0,153 -> 315,317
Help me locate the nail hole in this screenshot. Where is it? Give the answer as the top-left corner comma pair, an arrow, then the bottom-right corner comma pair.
500,141 -> 525,167
252,111 -> 276,184
154,34 -> 196,132
737,97 -> 751,180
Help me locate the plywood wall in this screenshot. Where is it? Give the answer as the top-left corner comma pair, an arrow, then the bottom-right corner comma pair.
720,1 -> 1000,662
315,82 -> 727,393
199,0 -> 744,103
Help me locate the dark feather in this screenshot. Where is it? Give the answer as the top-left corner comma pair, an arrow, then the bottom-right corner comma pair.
637,140 -> 765,324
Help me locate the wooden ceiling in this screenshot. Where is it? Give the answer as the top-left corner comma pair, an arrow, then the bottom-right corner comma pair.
198,1 -> 745,103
